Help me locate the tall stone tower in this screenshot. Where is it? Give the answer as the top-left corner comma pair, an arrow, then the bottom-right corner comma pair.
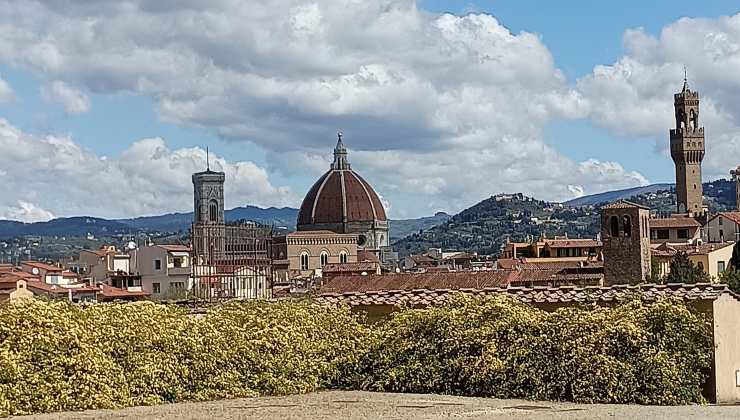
670,77 -> 705,215
192,158 -> 225,226
731,166 -> 740,211
601,201 -> 651,285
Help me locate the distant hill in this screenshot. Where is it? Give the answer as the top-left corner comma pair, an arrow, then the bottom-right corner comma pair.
0,206 -> 451,240
564,184 -> 672,207
394,179 -> 738,257
566,179 -> 735,212
116,206 -> 300,232
389,212 -> 452,241
393,193 -> 599,257
0,217 -> 131,238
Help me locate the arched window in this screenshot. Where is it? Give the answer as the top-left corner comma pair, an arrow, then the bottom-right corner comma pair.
690,109 -> 698,129
208,199 -> 218,222
300,252 -> 309,271
339,251 -> 348,264
689,110 -> 696,129
610,216 -> 619,237
623,215 -> 632,237
320,252 -> 328,267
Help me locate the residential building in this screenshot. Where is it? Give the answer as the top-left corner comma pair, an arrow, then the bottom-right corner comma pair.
501,235 -> 602,262
19,261 -> 66,285
649,216 -> 702,244
651,242 -> 735,279
706,212 -> 740,243
79,246 -> 132,282
135,244 -> 192,298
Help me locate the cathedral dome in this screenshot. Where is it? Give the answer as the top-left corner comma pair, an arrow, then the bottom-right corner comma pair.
297,135 -> 387,230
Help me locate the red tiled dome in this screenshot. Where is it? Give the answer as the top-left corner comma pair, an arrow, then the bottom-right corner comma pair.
297,136 -> 386,228
297,169 -> 387,226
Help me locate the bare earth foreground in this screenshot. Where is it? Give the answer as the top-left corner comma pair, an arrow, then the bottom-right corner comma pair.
13,391 -> 740,420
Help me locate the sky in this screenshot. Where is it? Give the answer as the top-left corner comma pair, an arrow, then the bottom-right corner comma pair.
1,1 -> 740,222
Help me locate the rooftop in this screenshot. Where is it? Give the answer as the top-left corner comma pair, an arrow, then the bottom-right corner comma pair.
317,283 -> 736,307
320,271 -> 510,295
20,261 -> 63,272
652,241 -> 735,257
650,217 -> 701,229
710,212 -> 740,225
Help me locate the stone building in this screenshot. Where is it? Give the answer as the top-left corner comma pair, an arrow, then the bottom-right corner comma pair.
600,201 -> 651,285
670,78 -> 705,215
297,134 -> 389,255
271,230 -> 359,283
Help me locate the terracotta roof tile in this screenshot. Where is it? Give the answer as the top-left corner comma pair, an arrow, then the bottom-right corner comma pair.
21,261 -> 63,271
322,262 -> 378,273
544,239 -> 602,248
317,283 -> 735,307
710,212 -> 740,225
650,217 -> 701,229
319,271 -> 512,294
600,200 -> 649,210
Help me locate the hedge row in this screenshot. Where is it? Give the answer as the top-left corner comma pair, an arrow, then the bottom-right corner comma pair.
349,295 -> 711,405
0,299 -> 368,416
0,296 -> 711,416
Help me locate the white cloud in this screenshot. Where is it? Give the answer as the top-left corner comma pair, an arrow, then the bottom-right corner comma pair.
0,1 -> 652,217
0,75 -> 13,102
0,118 -> 298,220
0,201 -> 55,223
577,14 -> 740,181
40,80 -> 90,114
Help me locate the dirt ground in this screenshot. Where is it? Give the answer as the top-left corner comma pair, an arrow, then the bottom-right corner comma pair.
13,391 -> 740,420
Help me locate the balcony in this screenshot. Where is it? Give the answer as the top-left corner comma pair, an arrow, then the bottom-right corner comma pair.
167,266 -> 191,277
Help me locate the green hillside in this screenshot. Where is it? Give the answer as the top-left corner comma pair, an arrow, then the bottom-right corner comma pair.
393,179 -> 738,257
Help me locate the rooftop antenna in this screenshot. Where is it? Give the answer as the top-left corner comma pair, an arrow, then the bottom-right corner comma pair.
684,65 -> 688,83
206,146 -> 210,171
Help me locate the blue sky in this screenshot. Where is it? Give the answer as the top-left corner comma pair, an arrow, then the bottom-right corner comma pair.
0,1 -> 739,221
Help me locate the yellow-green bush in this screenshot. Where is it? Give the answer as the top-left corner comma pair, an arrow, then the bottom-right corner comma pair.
0,299 -> 369,416
0,295 -> 713,416
352,295 -> 712,405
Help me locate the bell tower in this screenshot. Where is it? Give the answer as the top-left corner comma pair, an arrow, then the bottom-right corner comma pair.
670,73 -> 705,215
192,148 -> 225,226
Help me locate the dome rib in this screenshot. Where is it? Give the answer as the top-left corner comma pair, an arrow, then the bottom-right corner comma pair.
348,170 -> 378,221
310,170 -> 334,224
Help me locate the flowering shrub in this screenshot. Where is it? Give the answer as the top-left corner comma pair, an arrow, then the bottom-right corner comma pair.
0,295 -> 712,416
0,299 -> 369,416
352,295 -> 711,405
